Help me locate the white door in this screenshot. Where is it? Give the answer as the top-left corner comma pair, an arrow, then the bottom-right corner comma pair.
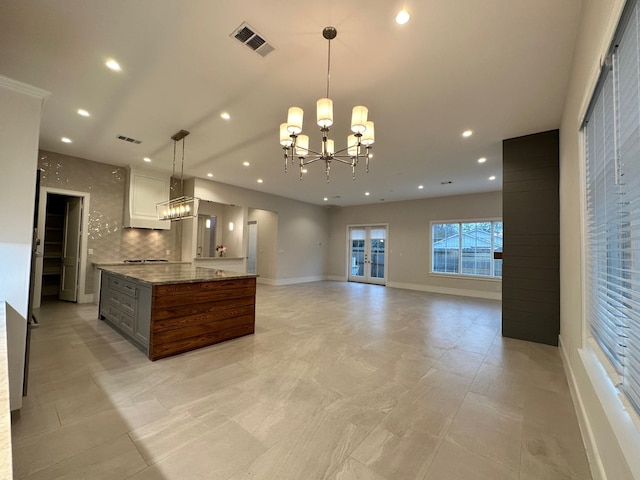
247,221 -> 258,274
59,197 -> 82,302
348,226 -> 387,285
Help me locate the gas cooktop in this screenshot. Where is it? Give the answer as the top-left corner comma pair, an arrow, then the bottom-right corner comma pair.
122,259 -> 169,263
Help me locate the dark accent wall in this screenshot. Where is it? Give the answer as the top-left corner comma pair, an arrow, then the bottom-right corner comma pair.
502,130 -> 559,346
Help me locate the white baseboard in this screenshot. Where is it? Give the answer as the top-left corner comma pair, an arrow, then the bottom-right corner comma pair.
387,281 -> 502,300
326,275 -> 347,282
274,275 -> 326,286
559,336 -> 605,480
257,277 -> 277,286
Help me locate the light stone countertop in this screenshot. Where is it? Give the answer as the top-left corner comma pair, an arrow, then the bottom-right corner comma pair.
98,264 -> 257,285
0,302 -> 13,479
92,261 -> 190,267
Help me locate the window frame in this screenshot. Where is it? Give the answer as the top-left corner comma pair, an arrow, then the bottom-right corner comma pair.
429,218 -> 503,281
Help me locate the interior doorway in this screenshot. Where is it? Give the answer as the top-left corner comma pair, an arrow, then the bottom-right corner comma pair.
348,225 -> 387,285
34,187 -> 90,308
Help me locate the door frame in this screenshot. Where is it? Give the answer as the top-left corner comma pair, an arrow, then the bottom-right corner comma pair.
34,187 -> 91,308
345,223 -> 389,285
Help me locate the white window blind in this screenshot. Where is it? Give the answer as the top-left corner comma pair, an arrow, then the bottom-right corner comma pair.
584,0 -> 640,415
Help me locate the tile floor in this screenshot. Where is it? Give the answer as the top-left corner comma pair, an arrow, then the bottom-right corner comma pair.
12,282 -> 592,479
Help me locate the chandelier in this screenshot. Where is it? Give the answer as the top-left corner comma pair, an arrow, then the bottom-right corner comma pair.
156,129 -> 200,221
280,26 -> 375,182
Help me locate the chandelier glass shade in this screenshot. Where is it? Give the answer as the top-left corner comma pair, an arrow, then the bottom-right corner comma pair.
280,26 -> 375,182
156,129 -> 200,221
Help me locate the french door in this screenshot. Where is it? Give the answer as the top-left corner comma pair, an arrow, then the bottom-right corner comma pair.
348,226 -> 387,285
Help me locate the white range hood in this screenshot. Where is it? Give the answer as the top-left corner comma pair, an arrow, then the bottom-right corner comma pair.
123,166 -> 171,230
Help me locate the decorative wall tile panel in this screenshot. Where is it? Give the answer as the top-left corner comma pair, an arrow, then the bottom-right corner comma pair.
38,151 -> 180,294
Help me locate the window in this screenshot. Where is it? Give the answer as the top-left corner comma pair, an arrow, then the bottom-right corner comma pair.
431,221 -> 502,278
583,0 -> 640,416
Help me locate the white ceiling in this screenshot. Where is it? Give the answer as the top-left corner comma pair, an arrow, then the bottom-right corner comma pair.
0,0 -> 582,207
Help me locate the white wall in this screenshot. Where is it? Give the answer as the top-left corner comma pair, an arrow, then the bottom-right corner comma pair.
327,191 -> 502,299
0,76 -> 49,411
559,0 -> 640,479
194,178 -> 329,283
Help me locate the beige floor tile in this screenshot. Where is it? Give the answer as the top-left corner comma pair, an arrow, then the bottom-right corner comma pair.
10,401 -> 60,442
424,438 -> 518,480
128,421 -> 267,480
469,363 -> 528,410
521,420 -> 591,480
14,284 -> 592,480
150,362 -> 256,411
228,411 -> 368,480
13,408 -> 133,478
54,387 -> 115,425
431,348 -> 486,379
128,410 -> 224,464
326,458 -> 389,480
22,434 -> 147,480
445,391 -> 523,473
351,425 -> 440,480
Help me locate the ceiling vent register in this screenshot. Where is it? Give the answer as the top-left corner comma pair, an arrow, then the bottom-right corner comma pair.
116,135 -> 142,144
230,22 -> 275,57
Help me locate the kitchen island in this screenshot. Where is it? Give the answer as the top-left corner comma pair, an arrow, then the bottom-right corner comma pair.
98,264 -> 257,360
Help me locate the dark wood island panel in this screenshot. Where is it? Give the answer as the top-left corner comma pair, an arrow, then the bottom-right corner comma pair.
149,277 -> 256,360
98,265 -> 257,361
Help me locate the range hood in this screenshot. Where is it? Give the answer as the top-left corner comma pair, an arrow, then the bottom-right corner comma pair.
123,166 -> 171,230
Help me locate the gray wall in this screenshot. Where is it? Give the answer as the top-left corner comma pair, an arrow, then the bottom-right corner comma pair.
327,191 -> 502,298
194,178 -> 329,283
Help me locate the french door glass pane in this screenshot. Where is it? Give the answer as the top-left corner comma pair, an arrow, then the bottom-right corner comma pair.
351,238 -> 365,276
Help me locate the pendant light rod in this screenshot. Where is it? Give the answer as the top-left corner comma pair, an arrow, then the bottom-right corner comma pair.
323,26 -> 336,98
157,128 -> 199,221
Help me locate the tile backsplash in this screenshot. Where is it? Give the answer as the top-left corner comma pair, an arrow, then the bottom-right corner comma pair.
38,150 -> 181,293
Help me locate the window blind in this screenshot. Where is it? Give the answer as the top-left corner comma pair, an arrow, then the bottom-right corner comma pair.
584,0 -> 640,415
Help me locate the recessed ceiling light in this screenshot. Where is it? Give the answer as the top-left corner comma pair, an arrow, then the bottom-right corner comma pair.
77,109 -> 90,117
462,130 -> 473,137
396,9 -> 411,24
365,192 -> 370,196
243,161 -> 250,167
323,197 -> 328,201
478,157 -> 487,163
301,168 -> 308,174
220,112 -> 231,120
143,157 -> 151,163
368,153 -> 373,159
105,59 -> 121,71
257,178 -> 263,183
489,175 -> 496,181
61,137 -> 72,143
207,173 -> 213,177
418,185 -> 424,189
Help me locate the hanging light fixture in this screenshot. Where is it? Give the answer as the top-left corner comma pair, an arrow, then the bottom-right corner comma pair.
156,129 -> 200,221
280,26 -> 375,182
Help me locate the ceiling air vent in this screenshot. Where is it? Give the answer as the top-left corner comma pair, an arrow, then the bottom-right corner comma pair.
230,22 -> 275,57
116,135 -> 142,144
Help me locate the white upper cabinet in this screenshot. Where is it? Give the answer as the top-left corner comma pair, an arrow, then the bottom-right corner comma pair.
123,167 -> 171,230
